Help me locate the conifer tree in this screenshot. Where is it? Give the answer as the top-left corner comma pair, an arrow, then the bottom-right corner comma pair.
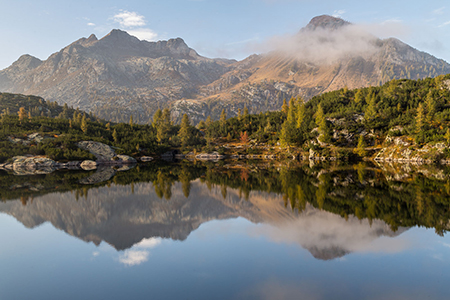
354,89 -> 363,104
364,91 -> 377,122
113,129 -> 119,143
416,103 -> 425,132
152,109 -> 162,128
18,107 -> 26,124
81,115 -> 88,133
129,115 -> 133,127
178,114 -> 191,148
426,90 -> 436,123
157,109 -> 171,143
296,97 -> 305,129
355,135 -> 367,157
315,104 -> 330,143
220,109 -> 227,135
281,99 -> 288,115
197,120 -> 206,130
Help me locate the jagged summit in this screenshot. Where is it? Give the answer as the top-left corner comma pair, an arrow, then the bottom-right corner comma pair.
304,15 -> 351,31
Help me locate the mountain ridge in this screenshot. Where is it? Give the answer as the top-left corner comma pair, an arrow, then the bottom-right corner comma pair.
1,15 -> 450,124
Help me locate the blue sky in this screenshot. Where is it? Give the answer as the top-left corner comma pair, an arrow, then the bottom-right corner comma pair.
1,0 -> 450,69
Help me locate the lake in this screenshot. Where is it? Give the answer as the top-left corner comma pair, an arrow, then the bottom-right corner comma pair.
1,160 -> 450,300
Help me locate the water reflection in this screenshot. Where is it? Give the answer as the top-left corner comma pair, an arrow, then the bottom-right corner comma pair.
1,160 -> 450,261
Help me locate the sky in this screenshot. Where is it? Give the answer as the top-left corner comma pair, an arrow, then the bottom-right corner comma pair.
1,0 -> 450,70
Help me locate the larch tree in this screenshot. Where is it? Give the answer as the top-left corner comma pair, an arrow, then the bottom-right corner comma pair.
416,103 -> 425,132
18,107 -> 26,124
81,115 -> 88,133
178,114 -> 191,148
426,90 -> 436,123
281,99 -> 288,115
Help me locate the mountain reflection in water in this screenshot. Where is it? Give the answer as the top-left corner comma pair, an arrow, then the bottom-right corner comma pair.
1,160 -> 448,261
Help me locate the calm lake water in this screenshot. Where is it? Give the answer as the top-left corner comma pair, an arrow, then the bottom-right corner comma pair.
1,161 -> 450,300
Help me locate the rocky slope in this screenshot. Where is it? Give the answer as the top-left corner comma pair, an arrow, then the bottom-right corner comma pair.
1,15 -> 449,124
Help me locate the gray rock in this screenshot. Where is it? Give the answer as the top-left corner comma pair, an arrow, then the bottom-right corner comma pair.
140,156 -> 154,162
114,155 -> 137,164
77,141 -> 116,160
12,156 -> 57,175
80,160 -> 98,170
79,167 -> 116,185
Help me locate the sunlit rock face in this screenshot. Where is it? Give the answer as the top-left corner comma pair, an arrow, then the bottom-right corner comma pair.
0,179 -> 407,259
1,16 -> 449,125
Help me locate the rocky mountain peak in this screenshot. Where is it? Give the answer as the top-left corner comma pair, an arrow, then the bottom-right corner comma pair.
99,29 -> 141,45
304,15 -> 351,31
7,54 -> 42,72
84,33 -> 98,45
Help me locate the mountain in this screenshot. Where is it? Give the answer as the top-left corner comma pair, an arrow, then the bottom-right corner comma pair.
0,30 -> 235,123
0,179 -> 405,260
1,15 -> 450,124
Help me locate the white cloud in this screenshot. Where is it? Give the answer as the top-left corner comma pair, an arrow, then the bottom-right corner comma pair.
118,238 -> 162,266
135,237 -> 162,248
332,10 -> 346,18
127,28 -> 158,41
119,250 -> 149,266
92,251 -> 100,257
87,23 -> 95,26
111,10 -> 158,41
113,10 -> 146,28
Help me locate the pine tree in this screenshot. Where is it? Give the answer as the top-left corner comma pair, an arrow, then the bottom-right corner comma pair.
416,103 -> 425,132
355,135 -> 367,157
197,120 -> 206,130
287,98 -> 296,124
106,122 -> 111,131
296,97 -> 305,128
205,116 -> 213,147
220,109 -> 227,135
129,115 -> 133,127
18,107 -> 26,124
426,90 -> 436,123
315,104 -> 325,127
354,89 -> 363,104
81,115 -> 88,133
315,104 -> 330,143
152,109 -> 162,128
364,91 -> 377,122
156,109 -> 171,143
178,114 -> 191,148
113,129 -> 119,143
281,99 -> 288,115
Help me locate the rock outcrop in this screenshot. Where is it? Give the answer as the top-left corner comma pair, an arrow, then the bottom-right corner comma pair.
11,156 -> 57,175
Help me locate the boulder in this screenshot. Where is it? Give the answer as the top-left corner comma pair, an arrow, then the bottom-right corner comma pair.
79,167 -> 116,185
140,156 -> 154,162
80,160 -> 98,170
77,141 -> 116,160
114,155 -> 137,164
12,156 -> 57,175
